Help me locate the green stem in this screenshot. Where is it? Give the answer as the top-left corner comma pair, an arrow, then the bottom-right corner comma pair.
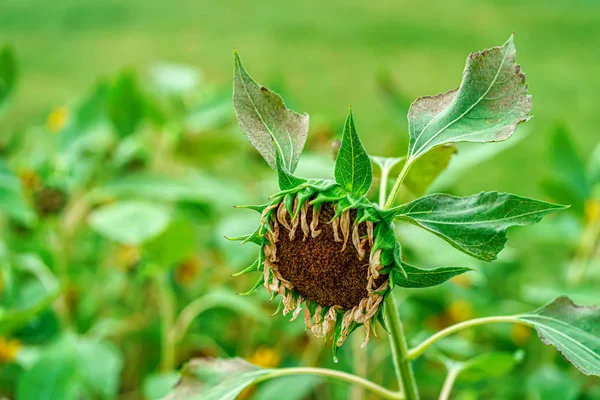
407,316 -> 522,361
255,367 -> 404,400
384,158 -> 413,209
154,272 -> 177,371
381,157 -> 419,399
385,295 -> 419,400
438,367 -> 460,400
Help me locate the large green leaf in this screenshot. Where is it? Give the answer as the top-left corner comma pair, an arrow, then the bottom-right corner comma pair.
16,334 -> 123,400
407,35 -> 531,161
88,201 -> 172,245
518,296 -> 600,376
233,51 -> 309,173
0,45 -> 17,113
392,263 -> 472,289
394,192 -> 567,261
164,358 -> 272,400
334,107 -> 372,195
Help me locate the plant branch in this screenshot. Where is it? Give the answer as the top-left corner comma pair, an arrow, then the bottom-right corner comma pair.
154,272 -> 177,371
407,316 -> 523,361
438,367 -> 460,400
255,367 -> 404,400
384,158 -> 413,209
385,295 -> 420,399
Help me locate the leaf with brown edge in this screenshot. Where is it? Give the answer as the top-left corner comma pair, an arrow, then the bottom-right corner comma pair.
164,358 -> 272,400
233,50 -> 309,173
518,296 -> 600,376
407,35 -> 531,161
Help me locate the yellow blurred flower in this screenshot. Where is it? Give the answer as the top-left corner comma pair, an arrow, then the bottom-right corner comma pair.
175,256 -> 202,285
18,169 -> 41,192
247,346 -> 281,368
450,273 -> 472,288
46,106 -> 69,133
585,200 -> 600,224
447,299 -> 474,323
511,323 -> 532,346
116,245 -> 140,271
0,337 -> 21,364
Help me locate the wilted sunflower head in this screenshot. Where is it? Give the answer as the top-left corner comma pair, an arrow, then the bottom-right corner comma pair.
231,180 -> 403,355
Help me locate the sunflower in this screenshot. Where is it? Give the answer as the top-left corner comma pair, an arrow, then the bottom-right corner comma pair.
231,179 -> 404,353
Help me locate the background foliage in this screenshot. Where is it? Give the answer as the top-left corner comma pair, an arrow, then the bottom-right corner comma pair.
0,1 -> 599,399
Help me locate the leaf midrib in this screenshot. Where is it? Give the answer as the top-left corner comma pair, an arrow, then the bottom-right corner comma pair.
410,43 -> 512,158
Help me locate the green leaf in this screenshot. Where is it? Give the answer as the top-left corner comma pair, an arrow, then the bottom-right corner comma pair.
400,145 -> 456,201
254,375 -> 323,400
93,172 -> 245,209
107,71 -> 146,137
233,50 -> 309,172
88,201 -> 172,245
0,159 -> 36,225
0,45 -> 17,113
527,366 -> 582,400
143,217 -> 197,268
164,358 -> 272,400
394,192 -> 567,261
334,107 -> 373,195
407,35 -> 531,160
16,334 -> 123,400
393,263 -> 472,289
371,156 -> 404,175
457,351 -> 523,383
517,296 -> 600,376
588,143 -> 600,186
549,125 -> 588,199
143,373 -> 182,400
276,146 -> 306,190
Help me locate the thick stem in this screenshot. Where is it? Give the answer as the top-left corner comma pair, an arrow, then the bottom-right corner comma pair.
407,316 -> 522,361
256,367 -> 404,400
438,367 -> 460,400
385,295 -> 420,400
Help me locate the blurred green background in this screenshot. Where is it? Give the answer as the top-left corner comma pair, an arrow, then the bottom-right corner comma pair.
0,1 -> 599,399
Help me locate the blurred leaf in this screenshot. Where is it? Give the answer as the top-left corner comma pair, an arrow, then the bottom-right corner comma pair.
254,375 -> 323,400
527,366 -> 582,400
88,201 -> 172,245
108,71 -> 146,137
93,172 -> 244,209
394,192 -> 567,261
143,372 -> 181,400
334,108 -> 372,195
392,263 -> 472,289
589,143 -> 600,186
0,159 -> 36,225
400,145 -> 456,201
150,63 -> 201,96
144,217 -> 197,268
0,255 -> 60,335
233,51 -> 309,172
518,296 -> 600,376
186,91 -> 234,132
376,70 -> 411,122
549,125 -> 588,200
59,81 -> 110,146
407,36 -> 530,160
16,334 -> 123,400
164,358 -> 271,400
457,351 -> 522,383
0,45 -> 17,113
428,132 -> 526,193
